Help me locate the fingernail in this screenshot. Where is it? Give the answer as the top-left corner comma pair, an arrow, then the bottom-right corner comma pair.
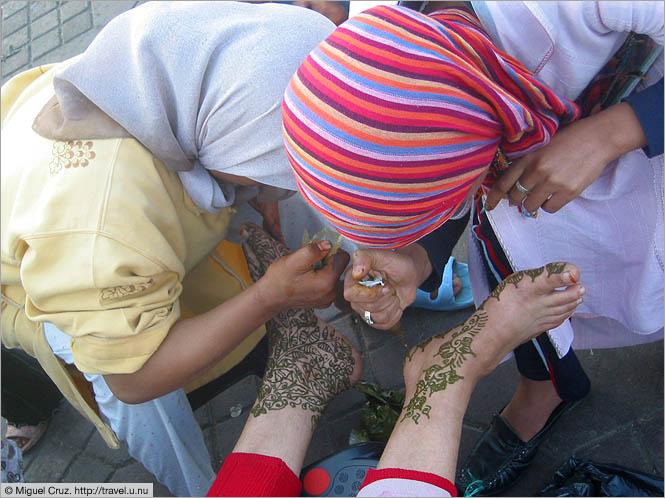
579,286 -> 586,295
577,297 -> 584,304
381,287 -> 390,295
316,240 -> 331,251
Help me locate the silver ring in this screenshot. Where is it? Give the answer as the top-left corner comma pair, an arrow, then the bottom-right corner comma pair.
520,197 -> 538,218
515,180 -> 532,195
364,310 -> 374,325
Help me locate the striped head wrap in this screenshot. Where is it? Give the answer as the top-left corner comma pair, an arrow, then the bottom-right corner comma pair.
282,5 -> 580,249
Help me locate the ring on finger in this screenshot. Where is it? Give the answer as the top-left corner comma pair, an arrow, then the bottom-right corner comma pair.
364,310 -> 374,325
515,180 -> 532,195
520,197 -> 538,218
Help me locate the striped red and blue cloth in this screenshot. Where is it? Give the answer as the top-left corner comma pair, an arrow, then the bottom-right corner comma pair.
282,5 -> 579,249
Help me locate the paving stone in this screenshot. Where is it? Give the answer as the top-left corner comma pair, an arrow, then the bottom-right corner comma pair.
83,431 -> 134,467
209,375 -> 260,423
366,340 -> 409,391
62,10 -> 93,42
633,414 -> 664,475
322,386 -> 366,422
328,313 -> 363,353
30,10 -> 59,38
2,4 -> 27,36
29,2 -> 57,19
212,411 -> 249,464
3,25 -> 28,54
59,1 -> 89,21
32,27 -> 61,59
464,358 -> 520,427
91,2 -> 140,28
304,420 -> 335,467
1,1 -> 27,19
202,426 -> 217,467
193,403 -> 212,429
63,454 -> 114,483
1,47 -> 29,79
23,439 -> 79,483
323,408 -> 362,455
110,462 -> 173,497
46,402 -> 95,451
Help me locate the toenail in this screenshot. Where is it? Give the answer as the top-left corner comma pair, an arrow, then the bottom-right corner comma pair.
564,271 -> 577,284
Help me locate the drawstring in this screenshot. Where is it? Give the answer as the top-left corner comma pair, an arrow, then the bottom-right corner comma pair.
464,479 -> 485,497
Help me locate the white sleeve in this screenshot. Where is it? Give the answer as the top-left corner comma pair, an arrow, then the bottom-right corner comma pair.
591,1 -> 664,45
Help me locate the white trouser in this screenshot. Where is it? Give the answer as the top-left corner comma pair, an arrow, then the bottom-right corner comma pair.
44,323 -> 215,497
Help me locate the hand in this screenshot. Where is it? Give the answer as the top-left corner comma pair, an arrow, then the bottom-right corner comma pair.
343,245 -> 432,330
248,198 -> 286,246
259,242 -> 350,311
485,102 -> 648,214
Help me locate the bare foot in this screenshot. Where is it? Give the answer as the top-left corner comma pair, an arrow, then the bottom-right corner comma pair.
401,262 -> 583,424
240,222 -> 362,429
501,377 -> 563,442
453,274 -> 462,296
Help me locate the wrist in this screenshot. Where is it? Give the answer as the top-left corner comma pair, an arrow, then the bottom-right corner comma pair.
252,276 -> 284,316
396,244 -> 433,286
592,102 -> 647,163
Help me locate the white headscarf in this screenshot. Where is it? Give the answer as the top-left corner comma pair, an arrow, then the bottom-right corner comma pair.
51,1 -> 335,211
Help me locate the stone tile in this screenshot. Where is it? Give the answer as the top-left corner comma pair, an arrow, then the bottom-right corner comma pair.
212,411 -> 249,465
357,316 -> 393,351
304,420 -> 335,467
62,10 -> 93,43
32,27 -> 61,59
3,25 -> 29,53
1,1 -> 27,19
193,403 -> 211,429
2,4 -> 27,36
63,454 -> 114,483
202,426 -> 217,467
59,1 -> 89,21
574,426 -> 652,475
29,2 -> 57,19
30,10 -> 59,38
209,375 -> 260,423
83,431 -> 134,467
23,439 -> 79,483
366,340 -> 408,391
46,402 -> 95,451
91,1 -> 138,29
1,47 -> 30,80
110,462 -> 173,497
633,415 -> 664,475
324,408 -> 362,455
32,31 -> 97,65
464,359 -> 519,427
322,387 -> 366,422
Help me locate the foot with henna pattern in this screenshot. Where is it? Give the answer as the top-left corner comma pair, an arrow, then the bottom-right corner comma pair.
374,263 -> 583,483
233,222 -> 362,475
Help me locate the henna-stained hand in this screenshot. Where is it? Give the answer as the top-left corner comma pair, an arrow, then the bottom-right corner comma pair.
241,222 -> 350,311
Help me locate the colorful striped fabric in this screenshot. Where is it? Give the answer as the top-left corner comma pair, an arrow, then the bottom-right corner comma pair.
282,5 -> 579,249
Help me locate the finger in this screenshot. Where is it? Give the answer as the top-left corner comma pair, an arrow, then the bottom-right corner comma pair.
521,183 -> 552,213
344,280 -> 394,306
350,250 -> 374,280
289,240 -> 331,271
358,292 -> 400,314
312,289 -> 338,309
486,159 -> 526,210
370,305 -> 403,330
541,191 -> 569,214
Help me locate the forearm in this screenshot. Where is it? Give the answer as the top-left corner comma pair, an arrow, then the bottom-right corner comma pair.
590,101 -> 648,164
105,279 -> 279,404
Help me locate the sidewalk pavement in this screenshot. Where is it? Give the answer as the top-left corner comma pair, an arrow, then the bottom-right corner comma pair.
2,2 -> 663,497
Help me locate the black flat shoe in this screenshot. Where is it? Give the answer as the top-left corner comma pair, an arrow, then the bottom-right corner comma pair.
456,399 -> 583,496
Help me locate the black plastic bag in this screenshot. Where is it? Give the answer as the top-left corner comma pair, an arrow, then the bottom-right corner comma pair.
539,457 -> 664,497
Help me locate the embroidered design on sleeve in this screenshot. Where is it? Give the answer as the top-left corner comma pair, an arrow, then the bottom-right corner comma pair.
100,279 -> 155,302
49,140 -> 96,175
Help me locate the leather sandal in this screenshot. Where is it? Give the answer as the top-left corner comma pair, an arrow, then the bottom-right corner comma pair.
456,399 -> 583,496
5,422 -> 48,454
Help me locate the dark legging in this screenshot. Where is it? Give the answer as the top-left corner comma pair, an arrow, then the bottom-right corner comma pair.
473,207 -> 591,402
1,346 -> 63,426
